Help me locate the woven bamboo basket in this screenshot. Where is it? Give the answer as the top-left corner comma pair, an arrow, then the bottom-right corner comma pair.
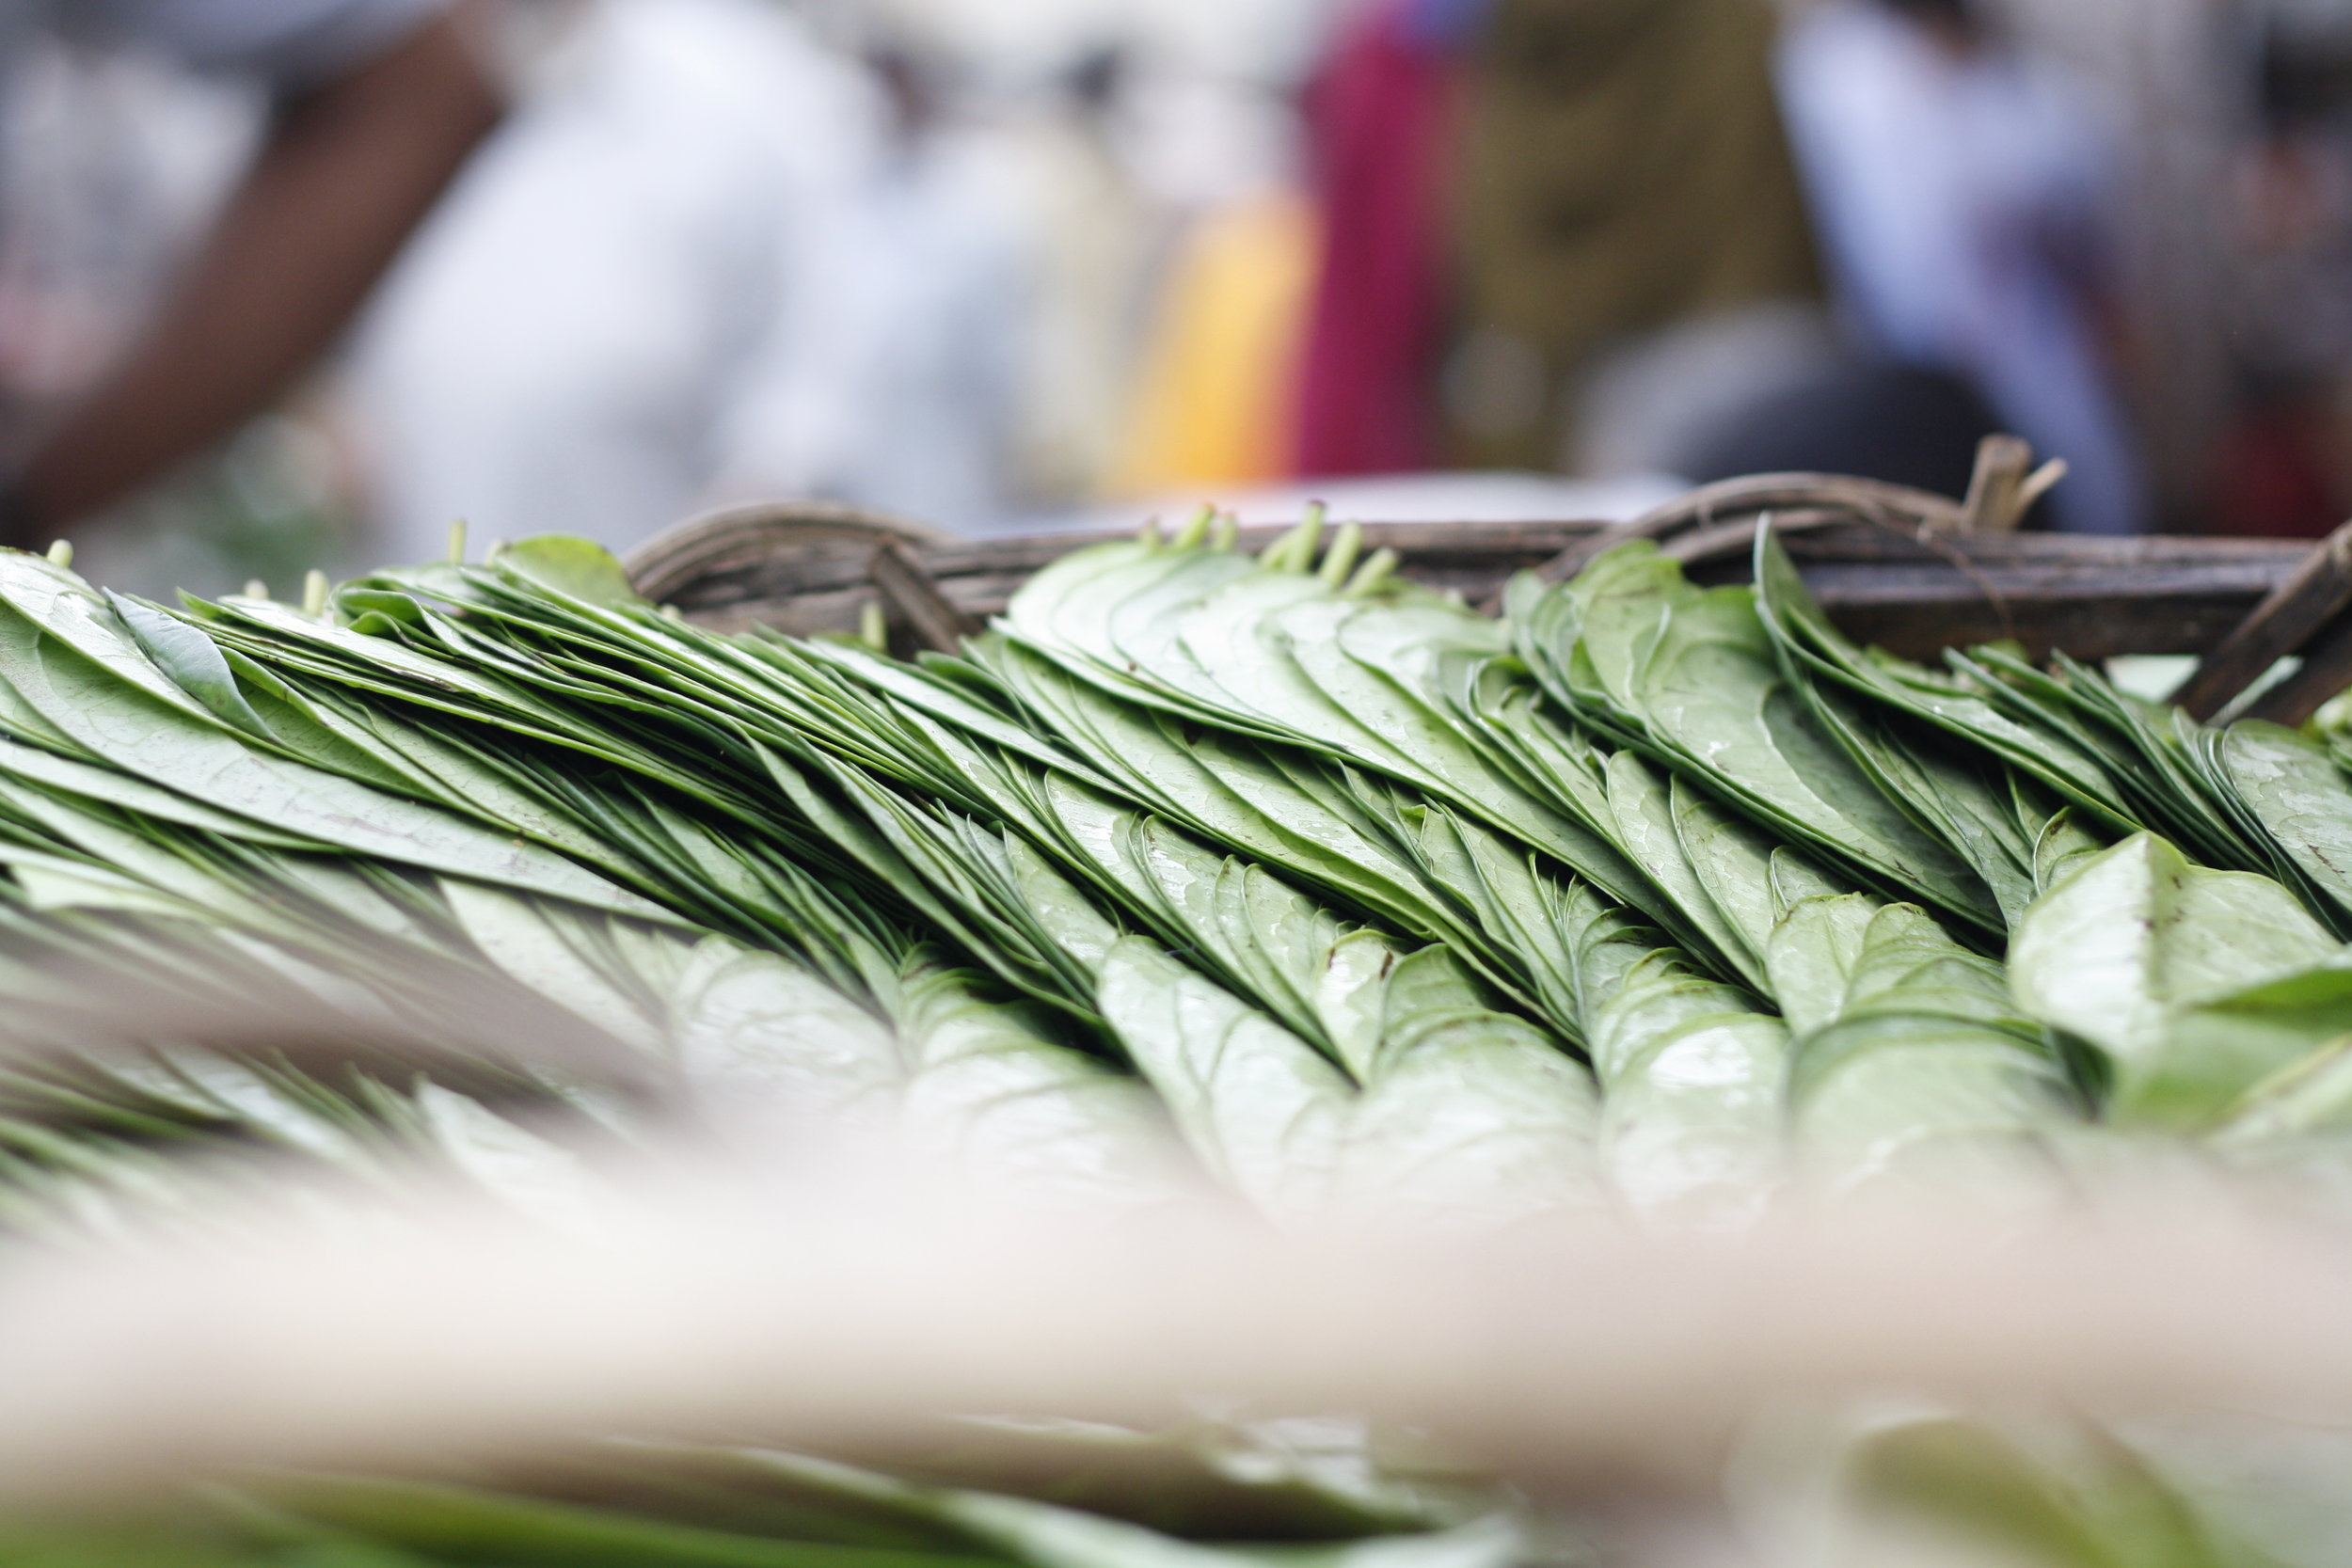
621,451 -> 2352,727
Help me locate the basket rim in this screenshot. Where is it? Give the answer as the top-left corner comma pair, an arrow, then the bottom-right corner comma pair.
624,499 -> 951,607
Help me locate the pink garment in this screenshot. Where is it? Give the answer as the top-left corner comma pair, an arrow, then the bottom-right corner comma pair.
1292,0 -> 1455,477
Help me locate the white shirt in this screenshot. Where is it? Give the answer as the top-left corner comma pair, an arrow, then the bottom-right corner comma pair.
707,131 -> 1027,534
345,0 -> 882,558
1776,4 -> 2147,534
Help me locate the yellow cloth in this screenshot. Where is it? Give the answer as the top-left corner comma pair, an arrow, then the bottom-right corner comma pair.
1109,194 -> 1317,497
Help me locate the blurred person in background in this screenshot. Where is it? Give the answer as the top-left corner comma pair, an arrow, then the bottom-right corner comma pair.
704,35 -> 1025,533
1773,0 -> 2150,533
1108,38 -> 1315,499
1109,177 -> 1314,497
1291,0 -> 1828,486
1289,0 -> 1462,478
345,0 -> 883,557
0,0 -> 501,552
1015,20 -> 1327,510
1441,0 -> 1824,478
2210,0 -> 2352,536
999,45 -> 1157,510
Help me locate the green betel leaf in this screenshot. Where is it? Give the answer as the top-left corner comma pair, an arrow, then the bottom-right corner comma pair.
2219,720 -> 2352,928
1764,893 -> 1879,1038
109,592 -> 276,740
1189,733 -> 1466,935
1795,1015 -> 2070,1201
2164,966 -> 2352,1132
1668,772 -> 1788,978
1550,542 -> 1686,721
1839,1418 -> 2254,1568
1000,832 -> 1123,973
1600,750 -> 1761,989
1093,903 -> 1605,1227
1179,577 -> 1406,763
1542,881 -> 1788,1221
1628,573 -> 1996,928
0,602 -> 675,921
985,638 -> 1473,946
0,552 -> 220,717
213,648 -> 453,799
497,535 -> 645,608
673,937 -> 1183,1208
441,879 -> 674,1053
802,640 -> 1093,783
1335,945 -> 1608,1224
2008,832 -> 2346,1125
2218,1036 -> 2352,1148
1824,901 -> 2029,1036
1752,529 -> 2134,826
1104,547 -> 1265,692
4,852 -> 207,921
2032,805 -> 2108,895
1772,895 -> 2071,1197
1581,947 -> 1789,1223
1008,538 -> 1172,667
1096,935 -> 1351,1217
1008,542 -> 1665,942
244,1471 -> 1009,1568
1796,665 -> 2042,929
0,732 -> 325,849
1410,806 -> 1585,1033
1311,927 -> 1402,1079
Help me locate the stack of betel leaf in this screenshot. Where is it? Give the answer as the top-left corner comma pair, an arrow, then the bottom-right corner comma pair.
8,506 -> 2352,1563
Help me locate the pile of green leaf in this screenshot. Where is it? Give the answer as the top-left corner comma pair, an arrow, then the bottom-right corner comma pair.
6,510 -> 2352,1565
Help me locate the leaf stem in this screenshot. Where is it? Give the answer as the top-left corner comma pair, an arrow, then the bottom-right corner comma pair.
1316,521 -> 1364,588
1343,547 -> 1401,597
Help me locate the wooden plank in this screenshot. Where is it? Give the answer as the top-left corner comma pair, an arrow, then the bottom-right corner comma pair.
1816,588 -> 2263,661
1774,525 -> 2312,570
657,520 -> 1608,612
642,510 -> 2321,667
682,574 -> 2275,663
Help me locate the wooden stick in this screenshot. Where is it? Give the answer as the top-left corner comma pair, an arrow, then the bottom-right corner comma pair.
1660,509 -> 1850,567
1961,435 -> 2036,532
2245,608 -> 2352,726
1510,471 -> 1970,605
2014,456 -> 2069,517
869,543 -> 982,653
2170,517 -> 2352,721
1621,471 -> 1968,545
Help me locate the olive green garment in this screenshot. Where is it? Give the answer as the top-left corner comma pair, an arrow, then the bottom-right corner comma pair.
1449,0 -> 1822,469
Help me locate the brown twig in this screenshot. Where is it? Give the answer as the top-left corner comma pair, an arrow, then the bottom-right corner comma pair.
2172,517 -> 2352,721
868,544 -> 982,653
